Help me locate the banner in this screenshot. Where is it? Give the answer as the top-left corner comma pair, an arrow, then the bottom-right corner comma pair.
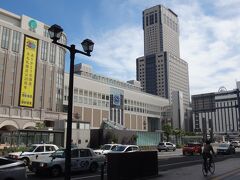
19,35 -> 38,107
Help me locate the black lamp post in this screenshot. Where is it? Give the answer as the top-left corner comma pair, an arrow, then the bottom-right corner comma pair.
48,24 -> 94,180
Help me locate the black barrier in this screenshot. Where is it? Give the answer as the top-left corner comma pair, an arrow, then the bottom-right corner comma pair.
107,151 -> 158,180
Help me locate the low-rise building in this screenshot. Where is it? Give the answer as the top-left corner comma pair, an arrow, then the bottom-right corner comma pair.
192,83 -> 240,141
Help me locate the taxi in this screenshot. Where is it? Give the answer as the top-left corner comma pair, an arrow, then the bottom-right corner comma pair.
29,148 -> 105,177
8,143 -> 59,165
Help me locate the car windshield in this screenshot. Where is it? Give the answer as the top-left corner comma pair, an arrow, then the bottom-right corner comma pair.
26,145 -> 37,152
112,145 -> 127,152
51,149 -> 65,158
219,144 -> 229,147
101,145 -> 111,150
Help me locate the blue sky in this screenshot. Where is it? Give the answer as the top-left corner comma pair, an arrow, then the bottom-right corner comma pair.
1,0 -> 240,95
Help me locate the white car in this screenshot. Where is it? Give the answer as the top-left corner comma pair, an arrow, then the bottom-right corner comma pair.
94,144 -> 121,155
111,145 -> 140,153
0,157 -> 27,180
29,148 -> 105,177
8,143 -> 59,165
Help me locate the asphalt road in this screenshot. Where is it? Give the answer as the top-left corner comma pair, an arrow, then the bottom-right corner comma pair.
27,148 -> 240,180
152,157 -> 240,180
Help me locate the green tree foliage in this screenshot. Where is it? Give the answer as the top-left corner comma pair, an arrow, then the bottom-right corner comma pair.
162,124 -> 173,141
35,122 -> 46,129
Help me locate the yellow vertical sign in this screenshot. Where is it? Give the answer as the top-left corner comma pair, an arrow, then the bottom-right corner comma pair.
19,36 -> 38,107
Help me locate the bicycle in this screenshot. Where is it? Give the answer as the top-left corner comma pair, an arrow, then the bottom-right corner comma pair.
202,157 -> 215,176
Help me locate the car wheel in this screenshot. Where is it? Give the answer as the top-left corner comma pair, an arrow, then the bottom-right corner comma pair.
51,166 -> 62,177
173,148 -> 176,151
158,149 -> 161,152
22,157 -> 30,166
90,162 -> 98,172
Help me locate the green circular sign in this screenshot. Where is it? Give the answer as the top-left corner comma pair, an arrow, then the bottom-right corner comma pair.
28,20 -> 37,29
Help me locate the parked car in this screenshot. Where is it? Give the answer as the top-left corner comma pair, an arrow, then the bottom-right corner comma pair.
182,142 -> 202,155
29,148 -> 105,177
0,157 -> 27,180
157,142 -> 176,152
8,143 -> 59,165
111,145 -> 139,153
94,144 -> 121,155
231,141 -> 240,148
217,143 -> 235,155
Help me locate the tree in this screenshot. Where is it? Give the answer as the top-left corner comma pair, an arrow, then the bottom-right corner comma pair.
162,124 -> 173,141
173,128 -> 185,144
35,122 -> 46,130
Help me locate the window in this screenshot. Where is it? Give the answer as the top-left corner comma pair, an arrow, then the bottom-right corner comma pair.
49,44 -> 56,63
71,149 -> 79,158
79,149 -> 91,157
58,48 -> 65,68
155,13 -> 158,23
35,146 -> 44,152
46,146 -> 55,151
146,16 -> 149,26
12,30 -> 21,52
41,40 -> 48,61
44,28 -> 50,38
126,147 -> 132,152
1,27 -> 11,49
150,14 -> 154,25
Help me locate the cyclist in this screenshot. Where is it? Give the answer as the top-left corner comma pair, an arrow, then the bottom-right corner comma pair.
202,140 -> 215,170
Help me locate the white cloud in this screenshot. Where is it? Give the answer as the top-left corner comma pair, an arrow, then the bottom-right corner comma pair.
177,2 -> 240,95
91,26 -> 143,81
77,0 -> 240,97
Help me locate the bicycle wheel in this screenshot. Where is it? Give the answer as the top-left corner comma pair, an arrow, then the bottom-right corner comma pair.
202,163 -> 208,176
209,161 -> 215,174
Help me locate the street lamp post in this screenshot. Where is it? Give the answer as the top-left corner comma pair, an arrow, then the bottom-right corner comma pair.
48,24 -> 94,180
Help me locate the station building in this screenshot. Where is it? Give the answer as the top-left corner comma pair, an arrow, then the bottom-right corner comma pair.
0,7 -> 170,148
64,64 -> 170,146
0,8 -> 67,147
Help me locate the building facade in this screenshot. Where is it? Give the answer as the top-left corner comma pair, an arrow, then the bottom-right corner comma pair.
64,63 -> 169,132
136,5 -> 190,129
0,8 -> 67,147
192,86 -> 240,141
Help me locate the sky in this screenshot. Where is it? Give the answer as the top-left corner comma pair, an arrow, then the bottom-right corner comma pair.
1,0 -> 240,95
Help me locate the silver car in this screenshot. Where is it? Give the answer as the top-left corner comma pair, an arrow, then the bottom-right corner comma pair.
111,145 -> 140,153
29,148 -> 105,177
94,144 -> 121,155
157,142 -> 176,152
0,157 -> 27,180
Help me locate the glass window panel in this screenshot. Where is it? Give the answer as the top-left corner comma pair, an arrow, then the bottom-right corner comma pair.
1,27 -> 11,49
41,40 -> 48,61
79,89 -> 83,95
12,30 -> 21,52
49,44 -> 56,63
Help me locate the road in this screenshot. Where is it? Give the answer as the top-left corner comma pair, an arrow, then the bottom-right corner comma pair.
27,148 -> 240,180
153,157 -> 240,180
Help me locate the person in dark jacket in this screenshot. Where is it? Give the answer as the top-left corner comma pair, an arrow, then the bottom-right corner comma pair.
202,140 -> 215,170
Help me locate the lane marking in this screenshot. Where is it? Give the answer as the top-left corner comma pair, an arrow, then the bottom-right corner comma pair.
158,159 -> 202,167
211,168 -> 240,180
71,174 -> 107,180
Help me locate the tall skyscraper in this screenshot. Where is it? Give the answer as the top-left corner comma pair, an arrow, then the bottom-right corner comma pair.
136,5 -> 190,129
